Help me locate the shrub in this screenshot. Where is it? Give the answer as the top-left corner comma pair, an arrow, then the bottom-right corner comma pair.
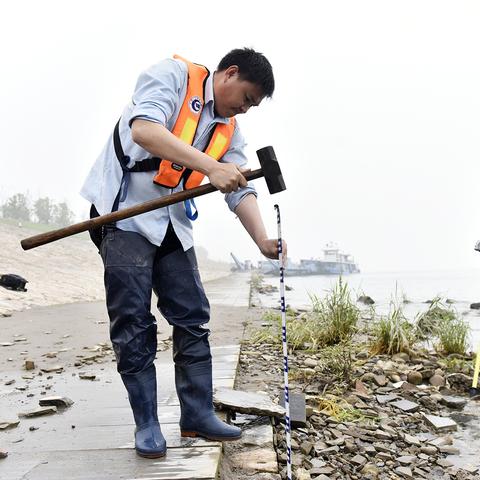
436,316 -> 470,355
416,297 -> 456,340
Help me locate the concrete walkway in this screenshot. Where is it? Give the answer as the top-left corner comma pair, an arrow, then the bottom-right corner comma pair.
0,273 -> 252,480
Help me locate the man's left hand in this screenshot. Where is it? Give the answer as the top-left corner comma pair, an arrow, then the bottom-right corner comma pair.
258,238 -> 287,260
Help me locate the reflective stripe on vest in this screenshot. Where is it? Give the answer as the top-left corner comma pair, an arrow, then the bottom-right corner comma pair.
153,54 -> 236,189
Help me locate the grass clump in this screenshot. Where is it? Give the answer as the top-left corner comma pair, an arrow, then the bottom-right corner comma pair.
308,277 -> 359,346
371,301 -> 416,355
416,297 -> 456,339
251,278 -> 359,352
436,316 -> 470,355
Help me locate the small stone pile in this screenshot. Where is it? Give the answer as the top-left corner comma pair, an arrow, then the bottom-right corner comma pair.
236,341 -> 480,480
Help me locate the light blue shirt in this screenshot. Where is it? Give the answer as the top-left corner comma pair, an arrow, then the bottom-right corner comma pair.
81,58 -> 256,249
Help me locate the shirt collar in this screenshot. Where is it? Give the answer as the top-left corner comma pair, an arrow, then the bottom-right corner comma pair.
204,71 -> 229,124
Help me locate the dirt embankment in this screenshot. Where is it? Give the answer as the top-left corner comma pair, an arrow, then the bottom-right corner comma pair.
0,221 -> 230,317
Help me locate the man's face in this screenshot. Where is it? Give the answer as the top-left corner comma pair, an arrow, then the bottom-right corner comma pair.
214,66 -> 265,118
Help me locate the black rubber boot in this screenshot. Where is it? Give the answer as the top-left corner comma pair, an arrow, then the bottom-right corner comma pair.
175,359 -> 241,441
121,365 -> 167,458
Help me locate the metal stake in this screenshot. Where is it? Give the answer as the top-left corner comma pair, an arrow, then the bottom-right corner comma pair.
275,204 -> 292,480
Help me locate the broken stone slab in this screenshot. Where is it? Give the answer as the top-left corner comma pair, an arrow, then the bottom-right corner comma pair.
0,419 -> 20,430
0,342 -> 14,347
279,392 -> 306,427
391,399 -> 419,412
213,388 -> 285,418
421,413 -> 458,432
439,395 -> 467,410
231,447 -> 279,474
351,454 -> 367,466
376,394 -> 398,405
39,396 -> 74,408
395,466 -> 414,479
40,365 -> 64,373
18,406 -> 57,418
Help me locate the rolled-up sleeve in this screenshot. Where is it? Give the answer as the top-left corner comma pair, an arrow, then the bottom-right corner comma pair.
128,59 -> 186,127
223,122 -> 257,212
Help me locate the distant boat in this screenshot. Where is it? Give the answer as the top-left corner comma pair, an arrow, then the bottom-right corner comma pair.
258,243 -> 360,276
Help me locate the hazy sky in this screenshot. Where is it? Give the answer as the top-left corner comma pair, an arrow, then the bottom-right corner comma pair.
1,1 -> 480,272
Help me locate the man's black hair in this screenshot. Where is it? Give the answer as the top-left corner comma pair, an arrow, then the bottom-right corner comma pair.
217,48 -> 274,98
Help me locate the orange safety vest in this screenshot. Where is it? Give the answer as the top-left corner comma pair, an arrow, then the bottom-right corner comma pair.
153,55 -> 236,189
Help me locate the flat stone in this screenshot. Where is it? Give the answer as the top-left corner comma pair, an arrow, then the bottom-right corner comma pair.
279,392 -> 306,427
391,399 -> 419,412
78,372 -> 96,380
213,388 -> 285,418
0,342 -> 14,347
0,419 -> 20,430
230,447 -> 278,474
40,365 -> 63,373
404,433 -> 421,446
376,394 -> 398,405
351,454 -> 367,466
421,413 -> 458,432
18,406 -> 57,418
396,466 -> 414,479
439,395 -> 467,409
373,374 -> 387,387
296,468 -> 311,480
397,455 -> 417,466
39,396 -> 74,408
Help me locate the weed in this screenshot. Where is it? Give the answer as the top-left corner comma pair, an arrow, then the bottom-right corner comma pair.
436,316 -> 470,355
416,297 -> 456,340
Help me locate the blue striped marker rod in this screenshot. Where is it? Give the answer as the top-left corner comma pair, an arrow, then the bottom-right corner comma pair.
274,204 -> 292,480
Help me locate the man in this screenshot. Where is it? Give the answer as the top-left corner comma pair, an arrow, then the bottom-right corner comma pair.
81,48 -> 284,458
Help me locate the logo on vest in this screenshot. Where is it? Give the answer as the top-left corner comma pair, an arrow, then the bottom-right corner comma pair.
189,96 -> 202,114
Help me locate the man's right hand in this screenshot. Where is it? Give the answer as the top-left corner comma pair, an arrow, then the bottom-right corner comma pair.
207,163 -> 248,193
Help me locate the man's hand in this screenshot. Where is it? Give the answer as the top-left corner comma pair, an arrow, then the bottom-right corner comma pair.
258,238 -> 288,261
207,163 -> 248,193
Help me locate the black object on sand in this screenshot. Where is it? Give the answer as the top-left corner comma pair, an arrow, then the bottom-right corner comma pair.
0,274 -> 28,292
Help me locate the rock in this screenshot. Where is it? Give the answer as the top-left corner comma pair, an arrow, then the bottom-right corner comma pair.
18,406 -> 57,418
439,395 -> 467,409
39,396 -> 74,408
78,372 -> 97,381
40,365 -> 63,373
391,399 -> 419,412
395,466 -> 414,479
4,379 -> 15,385
1,342 -> 14,347
376,394 -> 398,405
351,454 -> 367,466
358,295 -> 375,305
373,374 -> 387,387
295,468 -> 311,480
420,446 -> 437,455
300,441 -> 313,455
0,419 -> 20,430
403,433 -> 421,446
392,352 -> 410,362
25,359 -> 35,370
407,371 -> 423,385
397,455 -> 417,466
0,449 -> 7,459
231,447 -> 278,474
470,302 -> 480,309
0,273 -> 28,291
279,392 -> 307,427
421,413 -> 458,432
213,388 -> 285,418
429,375 -> 445,387
303,358 -> 317,368
361,463 -> 379,479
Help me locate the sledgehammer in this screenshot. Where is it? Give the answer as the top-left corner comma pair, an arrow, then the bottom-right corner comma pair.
20,146 -> 285,251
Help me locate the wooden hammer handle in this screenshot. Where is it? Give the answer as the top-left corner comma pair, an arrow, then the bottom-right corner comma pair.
20,169 -> 263,251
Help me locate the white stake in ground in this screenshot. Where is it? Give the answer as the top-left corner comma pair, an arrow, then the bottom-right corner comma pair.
275,204 -> 292,480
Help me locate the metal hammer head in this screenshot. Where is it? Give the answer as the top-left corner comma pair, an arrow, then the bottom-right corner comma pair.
256,146 -> 286,194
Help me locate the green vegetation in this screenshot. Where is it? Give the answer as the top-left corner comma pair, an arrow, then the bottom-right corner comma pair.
370,301 -> 416,355
251,278 -> 359,352
416,296 -> 456,339
436,316 -> 470,355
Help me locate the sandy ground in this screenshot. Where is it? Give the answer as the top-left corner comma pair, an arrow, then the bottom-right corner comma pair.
0,221 -> 231,318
